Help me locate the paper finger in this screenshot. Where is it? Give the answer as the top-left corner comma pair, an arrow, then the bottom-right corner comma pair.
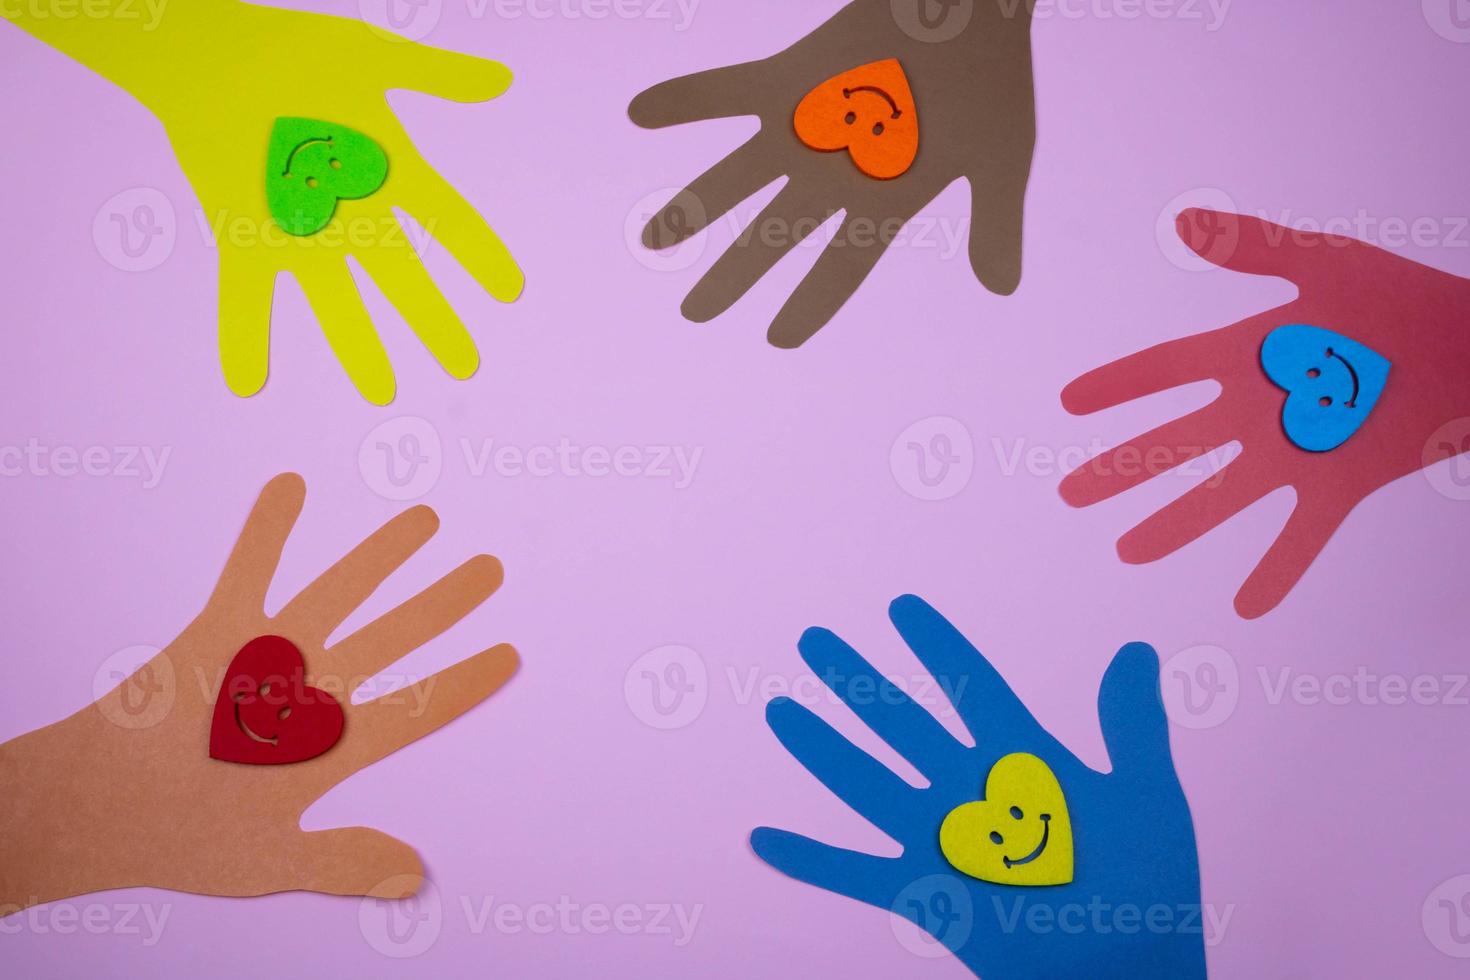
766,696 -> 917,842
749,827 -> 907,909
339,643 -> 519,776
217,245 -> 275,398
210,473 -> 307,613
1116,453 -> 1276,565
1096,642 -> 1175,782
1058,403 -> 1231,508
329,554 -> 504,682
641,135 -> 784,250
766,212 -> 907,349
628,60 -> 769,128
297,264 -> 397,405
356,240 -> 480,380
278,827 -> 424,898
1234,496 -> 1353,620
385,42 -> 512,103
682,180 -> 835,322
404,166 -> 523,303
275,505 -> 439,646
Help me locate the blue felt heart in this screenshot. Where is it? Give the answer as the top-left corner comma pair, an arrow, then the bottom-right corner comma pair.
1260,324 -> 1391,452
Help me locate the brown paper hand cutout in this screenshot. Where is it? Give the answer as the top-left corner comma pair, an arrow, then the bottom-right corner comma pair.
0,474 -> 518,913
630,0 -> 1036,347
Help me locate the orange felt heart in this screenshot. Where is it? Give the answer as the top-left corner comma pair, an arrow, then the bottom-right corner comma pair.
793,58 -> 919,180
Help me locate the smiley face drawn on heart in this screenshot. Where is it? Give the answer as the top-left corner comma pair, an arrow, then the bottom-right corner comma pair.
1261,324 -> 1392,452
265,117 -> 389,237
793,59 -> 919,180
209,635 -> 344,765
939,753 -> 1074,886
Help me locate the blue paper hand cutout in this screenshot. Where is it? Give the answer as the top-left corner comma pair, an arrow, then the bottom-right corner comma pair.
1261,324 -> 1391,452
750,596 -> 1205,980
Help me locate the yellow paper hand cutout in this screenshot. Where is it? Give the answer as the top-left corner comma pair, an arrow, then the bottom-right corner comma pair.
5,0 -> 523,404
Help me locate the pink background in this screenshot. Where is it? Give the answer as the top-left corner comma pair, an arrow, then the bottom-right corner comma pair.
4,1 -> 1470,976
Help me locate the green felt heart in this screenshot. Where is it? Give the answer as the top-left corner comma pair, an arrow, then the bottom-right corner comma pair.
265,117 -> 388,237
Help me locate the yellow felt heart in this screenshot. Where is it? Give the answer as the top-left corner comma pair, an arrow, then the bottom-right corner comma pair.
940,753 -> 1074,886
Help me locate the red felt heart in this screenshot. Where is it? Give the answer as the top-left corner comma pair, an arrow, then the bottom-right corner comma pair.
209,635 -> 344,765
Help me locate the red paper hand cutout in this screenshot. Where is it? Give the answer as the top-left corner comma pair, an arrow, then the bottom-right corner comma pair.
210,635 -> 345,765
1061,208 -> 1470,618
794,59 -> 918,179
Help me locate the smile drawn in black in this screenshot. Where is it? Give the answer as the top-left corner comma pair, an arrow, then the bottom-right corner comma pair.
1324,346 -> 1360,408
1003,813 -> 1051,869
842,85 -> 902,119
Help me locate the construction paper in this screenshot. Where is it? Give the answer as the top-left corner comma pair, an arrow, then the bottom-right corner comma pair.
750,595 -> 1204,979
266,118 -> 389,237
209,635 -> 346,765
1061,208 -> 1470,618
793,59 -> 918,180
939,753 -> 1073,887
3,0 -> 522,404
0,474 -> 517,911
629,0 -> 1035,348
1260,324 -> 1390,452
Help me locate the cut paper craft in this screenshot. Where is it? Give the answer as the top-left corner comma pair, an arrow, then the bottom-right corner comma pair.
939,753 -> 1073,886
1061,208 -> 1470,618
209,635 -> 346,765
629,0 -> 1036,348
751,596 -> 1205,979
794,59 -> 918,179
0,474 -> 517,912
1260,324 -> 1390,452
3,0 -> 523,404
266,118 -> 389,237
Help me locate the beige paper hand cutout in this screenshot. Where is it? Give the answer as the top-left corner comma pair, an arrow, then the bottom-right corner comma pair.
0,473 -> 517,912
